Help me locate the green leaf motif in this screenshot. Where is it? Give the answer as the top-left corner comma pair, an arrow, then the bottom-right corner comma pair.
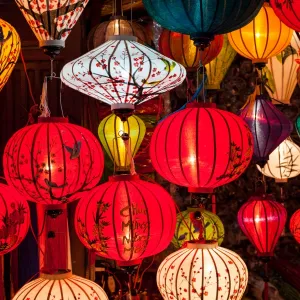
276,45 -> 298,64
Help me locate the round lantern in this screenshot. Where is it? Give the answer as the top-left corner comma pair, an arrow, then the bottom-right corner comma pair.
0,18 -> 21,92
157,241 -> 248,300
143,0 -> 264,47
15,0 -> 89,57
150,102 -> 253,193
239,95 -> 293,164
3,117 -> 104,205
172,207 -> 224,248
238,194 -> 287,257
159,30 -> 223,71
228,3 -> 293,67
98,113 -> 146,172
290,209 -> 300,244
257,138 -> 300,183
0,184 -> 30,255
75,174 -> 176,265
12,271 -> 108,300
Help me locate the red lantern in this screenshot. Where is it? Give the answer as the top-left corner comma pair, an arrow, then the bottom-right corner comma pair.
3,117 -> 104,205
238,194 -> 287,256
75,174 -> 176,265
0,184 -> 30,255
290,209 -> 300,244
150,102 -> 253,193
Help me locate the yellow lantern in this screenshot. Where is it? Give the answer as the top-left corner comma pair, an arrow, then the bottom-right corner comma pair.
98,113 -> 146,172
0,18 -> 21,92
228,3 -> 293,67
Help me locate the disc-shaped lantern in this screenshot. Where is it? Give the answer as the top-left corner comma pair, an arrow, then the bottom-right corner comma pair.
143,0 -> 264,48
290,209 -> 300,244
239,95 -> 293,165
150,102 -> 253,193
0,19 -> 21,92
157,241 -> 248,300
3,117 -> 104,205
228,3 -> 293,67
159,30 -> 223,71
75,174 -> 176,265
238,194 -> 287,257
15,0 -> 89,57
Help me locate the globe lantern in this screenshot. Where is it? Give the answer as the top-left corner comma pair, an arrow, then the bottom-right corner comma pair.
238,194 -> 287,257
13,271 -> 108,300
157,241 -> 248,300
15,0 -> 89,57
0,18 -> 21,92
239,95 -> 293,165
143,0 -> 264,48
0,184 -> 30,255
228,3 -> 293,68
3,117 -> 104,205
75,174 -> 176,265
290,209 -> 300,244
150,102 -> 253,193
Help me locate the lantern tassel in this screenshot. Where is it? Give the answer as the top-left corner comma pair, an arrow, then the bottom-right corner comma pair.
263,262 -> 269,300
40,77 -> 51,117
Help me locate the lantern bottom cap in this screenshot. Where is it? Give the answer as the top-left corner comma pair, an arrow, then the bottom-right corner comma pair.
188,187 -> 214,193
206,84 -> 221,90
109,174 -> 140,182
275,178 -> 288,183
111,103 -> 135,110
117,259 -> 142,267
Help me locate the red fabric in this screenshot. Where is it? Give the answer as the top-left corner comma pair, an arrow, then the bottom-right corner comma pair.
290,209 -> 300,243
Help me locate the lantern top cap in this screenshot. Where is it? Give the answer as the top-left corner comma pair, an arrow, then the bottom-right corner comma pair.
108,35 -> 138,42
38,117 -> 69,123
186,240 -> 218,249
109,174 -> 140,182
40,270 -> 72,280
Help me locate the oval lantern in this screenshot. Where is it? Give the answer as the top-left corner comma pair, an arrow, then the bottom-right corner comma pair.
75,174 -> 176,265
0,18 -> 21,92
157,241 -> 248,300
3,117 -> 104,205
238,194 -> 287,257
150,102 -> 253,193
12,271 -> 108,300
228,3 -> 293,67
172,206 -> 224,249
0,184 -> 30,256
290,209 -> 300,244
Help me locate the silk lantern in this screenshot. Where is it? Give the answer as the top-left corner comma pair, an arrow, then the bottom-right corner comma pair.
238,194 -> 287,256
150,102 -> 253,193
296,115 -> 300,139
0,19 -> 21,92
75,174 -> 176,265
15,0 -> 89,57
239,94 -> 293,164
290,209 -> 300,244
98,113 -> 146,173
157,241 -> 248,300
3,117 -> 104,205
228,3 -> 293,67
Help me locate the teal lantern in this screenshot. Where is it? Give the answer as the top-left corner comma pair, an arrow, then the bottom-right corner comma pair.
296,116 -> 300,138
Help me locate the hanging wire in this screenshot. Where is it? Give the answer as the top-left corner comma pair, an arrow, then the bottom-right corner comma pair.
130,0 -> 133,26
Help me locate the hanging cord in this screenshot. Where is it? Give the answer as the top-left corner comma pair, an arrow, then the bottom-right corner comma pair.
137,256 -> 155,292
263,260 -> 269,300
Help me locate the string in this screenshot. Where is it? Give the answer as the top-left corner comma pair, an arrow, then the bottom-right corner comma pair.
137,255 -> 155,292
59,80 -> 65,117
29,222 -> 45,270
133,260 -> 143,289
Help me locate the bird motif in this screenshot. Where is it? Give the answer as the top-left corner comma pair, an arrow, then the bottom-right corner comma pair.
160,58 -> 176,72
141,78 -> 162,86
177,232 -> 188,241
64,141 -> 82,159
44,178 -> 67,189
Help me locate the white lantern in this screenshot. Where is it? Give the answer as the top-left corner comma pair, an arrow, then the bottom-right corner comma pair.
257,137 -> 300,182
157,241 -> 248,300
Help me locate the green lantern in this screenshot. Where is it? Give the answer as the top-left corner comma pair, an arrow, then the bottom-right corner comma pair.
296,115 -> 300,139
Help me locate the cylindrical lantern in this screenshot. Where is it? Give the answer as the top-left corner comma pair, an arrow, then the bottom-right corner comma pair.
150,102 -> 253,193
0,184 -> 30,255
75,174 -> 176,265
238,194 -> 287,257
0,18 -> 21,92
159,30 -> 223,71
3,117 -> 104,205
157,241 -> 248,300
228,3 -> 293,67
290,209 -> 300,244
12,271 -> 108,299
172,207 -> 224,248
98,113 -> 146,172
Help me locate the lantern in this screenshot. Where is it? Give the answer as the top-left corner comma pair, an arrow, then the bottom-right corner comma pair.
60,36 -> 186,113
238,194 -> 287,256
172,207 -> 224,248
149,102 -> 253,193
239,95 -> 293,164
257,138 -> 300,183
75,174 -> 176,265
13,271 -> 108,300
98,113 -> 146,172
157,241 -> 248,300
0,19 -> 21,92
3,117 -> 104,205
143,0 -> 264,48
228,3 -> 293,67
0,184 -> 30,255
159,30 -> 223,71
15,0 -> 89,57
296,115 -> 300,139
205,34 -> 237,90
290,209 -> 300,244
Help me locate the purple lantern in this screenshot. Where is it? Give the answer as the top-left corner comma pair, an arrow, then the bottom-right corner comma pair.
240,95 -> 293,165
